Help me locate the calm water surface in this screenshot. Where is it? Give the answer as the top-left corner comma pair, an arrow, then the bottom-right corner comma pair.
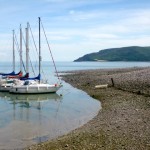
0,61 -> 149,149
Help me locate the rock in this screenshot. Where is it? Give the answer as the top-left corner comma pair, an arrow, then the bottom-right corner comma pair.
65,144 -> 69,147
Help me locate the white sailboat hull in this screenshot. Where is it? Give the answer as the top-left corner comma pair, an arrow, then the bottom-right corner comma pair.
0,79 -> 24,92
9,83 -> 62,94
0,84 -> 13,92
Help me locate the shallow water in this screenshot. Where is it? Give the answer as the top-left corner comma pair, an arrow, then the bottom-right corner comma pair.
0,82 -> 100,149
0,61 -> 149,149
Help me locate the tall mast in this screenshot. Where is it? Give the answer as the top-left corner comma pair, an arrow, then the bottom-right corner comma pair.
26,23 -> 29,74
13,30 -> 15,72
39,17 -> 41,83
20,24 -> 22,72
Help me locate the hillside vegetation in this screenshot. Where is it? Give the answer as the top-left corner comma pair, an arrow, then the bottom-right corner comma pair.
74,46 -> 150,61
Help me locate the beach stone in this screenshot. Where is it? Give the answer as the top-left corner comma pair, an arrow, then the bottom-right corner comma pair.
26,67 -> 150,150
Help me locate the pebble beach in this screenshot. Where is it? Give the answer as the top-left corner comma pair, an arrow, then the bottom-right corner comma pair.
26,67 -> 150,150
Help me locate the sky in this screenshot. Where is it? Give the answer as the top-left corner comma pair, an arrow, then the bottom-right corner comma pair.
0,0 -> 150,61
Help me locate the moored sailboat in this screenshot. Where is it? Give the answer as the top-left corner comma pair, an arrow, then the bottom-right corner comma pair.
0,29 -> 23,78
0,29 -> 21,91
0,25 -> 27,91
10,17 -> 62,94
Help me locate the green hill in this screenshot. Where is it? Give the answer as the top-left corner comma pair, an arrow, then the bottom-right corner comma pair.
74,46 -> 150,62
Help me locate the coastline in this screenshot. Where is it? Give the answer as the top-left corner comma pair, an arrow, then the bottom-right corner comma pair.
26,67 -> 150,150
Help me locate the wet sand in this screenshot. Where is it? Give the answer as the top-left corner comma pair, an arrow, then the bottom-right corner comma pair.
26,67 -> 150,150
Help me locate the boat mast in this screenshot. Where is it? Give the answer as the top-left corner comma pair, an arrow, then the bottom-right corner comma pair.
13,30 -> 15,72
39,17 -> 41,83
26,23 -> 29,75
20,24 -> 22,72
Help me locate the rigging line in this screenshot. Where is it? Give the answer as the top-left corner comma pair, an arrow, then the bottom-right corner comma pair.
14,32 -> 26,72
28,23 -> 38,54
28,23 -> 47,81
22,32 -> 36,76
29,57 -> 36,76
22,29 -> 38,66
40,20 -> 61,84
16,26 -> 26,73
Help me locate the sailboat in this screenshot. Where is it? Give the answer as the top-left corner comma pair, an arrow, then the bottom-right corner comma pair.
8,26 -> 23,78
0,26 -> 26,91
0,30 -> 23,78
0,29 -> 22,90
9,17 -> 62,94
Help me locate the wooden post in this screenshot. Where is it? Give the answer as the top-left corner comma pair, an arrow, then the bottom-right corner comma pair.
111,78 -> 114,87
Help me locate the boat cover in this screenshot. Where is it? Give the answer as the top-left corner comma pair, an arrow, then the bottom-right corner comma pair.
8,71 -> 23,78
0,71 -> 15,76
20,73 -> 40,81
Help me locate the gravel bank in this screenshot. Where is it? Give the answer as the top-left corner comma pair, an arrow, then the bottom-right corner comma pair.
26,67 -> 150,150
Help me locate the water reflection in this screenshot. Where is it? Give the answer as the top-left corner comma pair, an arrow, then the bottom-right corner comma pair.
0,92 -> 62,112
0,92 -> 63,149
0,83 -> 100,150
0,92 -> 62,126
0,92 -> 61,101
8,93 -> 61,107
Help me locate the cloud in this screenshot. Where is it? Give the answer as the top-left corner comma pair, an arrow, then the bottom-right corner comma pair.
44,8 -> 150,41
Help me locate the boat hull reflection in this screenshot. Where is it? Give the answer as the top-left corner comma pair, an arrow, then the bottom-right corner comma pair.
0,92 -> 62,109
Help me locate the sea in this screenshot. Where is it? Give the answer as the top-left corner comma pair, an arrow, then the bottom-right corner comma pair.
0,61 -> 150,149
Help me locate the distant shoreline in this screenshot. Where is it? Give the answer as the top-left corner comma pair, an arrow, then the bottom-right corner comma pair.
74,46 -> 150,62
